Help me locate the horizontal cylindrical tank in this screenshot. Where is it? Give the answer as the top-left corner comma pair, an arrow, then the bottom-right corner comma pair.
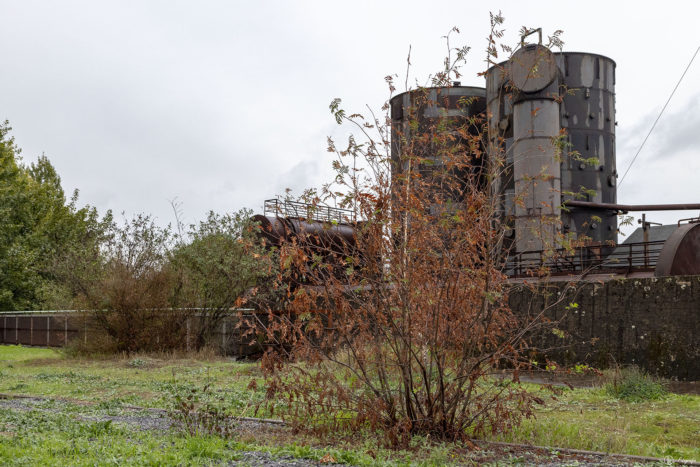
655,221 -> 700,276
252,214 -> 357,251
252,214 -> 376,285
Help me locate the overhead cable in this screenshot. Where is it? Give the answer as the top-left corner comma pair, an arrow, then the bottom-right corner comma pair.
618,45 -> 700,187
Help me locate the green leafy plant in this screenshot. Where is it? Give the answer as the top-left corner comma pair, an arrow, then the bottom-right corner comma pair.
604,367 -> 668,402
169,384 -> 236,438
571,363 -> 599,375
169,209 -> 278,351
128,358 -> 147,368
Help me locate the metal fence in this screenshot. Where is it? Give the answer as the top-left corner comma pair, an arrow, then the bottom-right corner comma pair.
0,311 -> 84,348
0,310 -> 264,356
507,240 -> 666,277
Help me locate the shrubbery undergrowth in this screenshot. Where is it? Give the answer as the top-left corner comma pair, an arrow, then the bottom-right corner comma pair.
604,367 -> 668,402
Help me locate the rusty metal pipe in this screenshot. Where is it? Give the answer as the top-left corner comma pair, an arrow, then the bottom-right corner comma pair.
564,200 -> 700,212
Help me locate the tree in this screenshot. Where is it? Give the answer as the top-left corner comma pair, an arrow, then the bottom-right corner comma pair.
170,209 -> 278,351
57,207 -> 278,353
63,214 -> 189,353
255,20 -> 551,444
0,121 -> 108,310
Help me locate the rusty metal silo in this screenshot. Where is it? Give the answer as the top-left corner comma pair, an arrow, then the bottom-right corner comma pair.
487,40 -> 618,251
390,85 -> 487,205
557,52 -> 617,244
512,44 -> 562,253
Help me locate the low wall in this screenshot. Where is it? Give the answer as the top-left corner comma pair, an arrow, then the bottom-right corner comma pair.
510,275 -> 700,380
3,276 -> 698,379
0,311 -> 263,357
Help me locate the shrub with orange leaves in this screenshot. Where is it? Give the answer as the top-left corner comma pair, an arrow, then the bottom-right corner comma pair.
254,18 -> 555,446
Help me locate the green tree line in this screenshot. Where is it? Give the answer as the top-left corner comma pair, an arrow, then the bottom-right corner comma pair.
0,120 -> 109,310
1,121 -> 277,351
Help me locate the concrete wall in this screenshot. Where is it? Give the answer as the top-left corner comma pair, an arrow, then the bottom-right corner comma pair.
510,275 -> 700,380
3,277 -> 698,379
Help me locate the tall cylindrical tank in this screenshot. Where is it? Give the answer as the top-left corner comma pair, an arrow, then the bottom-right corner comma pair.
558,53 -> 617,243
487,50 -> 618,248
510,44 -> 562,253
390,86 -> 487,204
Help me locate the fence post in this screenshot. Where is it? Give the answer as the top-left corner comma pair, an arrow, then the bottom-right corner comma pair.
46,316 -> 50,346
628,244 -> 633,272
222,320 -> 227,353
64,315 -> 68,346
644,241 -> 649,268
186,317 -> 191,352
15,317 -> 18,344
3,316 -> 6,344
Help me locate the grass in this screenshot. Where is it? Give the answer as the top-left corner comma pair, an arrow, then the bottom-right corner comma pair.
1,345 -> 698,465
604,366 -> 668,402
0,404 -> 391,466
495,384 -> 699,460
0,345 -> 62,363
0,345 -> 266,413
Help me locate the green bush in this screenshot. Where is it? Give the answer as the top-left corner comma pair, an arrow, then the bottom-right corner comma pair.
604,367 -> 668,402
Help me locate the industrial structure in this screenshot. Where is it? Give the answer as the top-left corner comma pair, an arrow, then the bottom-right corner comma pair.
2,31 -> 698,377
256,30 -> 700,280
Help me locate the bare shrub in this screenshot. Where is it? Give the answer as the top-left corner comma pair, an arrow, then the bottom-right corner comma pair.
169,384 -> 237,438
255,20 -> 552,445
70,215 -> 190,353
57,208 -> 278,354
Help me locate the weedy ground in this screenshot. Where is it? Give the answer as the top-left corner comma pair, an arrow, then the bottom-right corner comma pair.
0,345 -> 698,465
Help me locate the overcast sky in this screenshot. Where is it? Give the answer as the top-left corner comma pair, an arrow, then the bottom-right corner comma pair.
1,0 -> 699,236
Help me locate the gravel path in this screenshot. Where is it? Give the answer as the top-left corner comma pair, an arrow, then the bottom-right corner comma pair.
0,398 -> 339,466
230,452 -> 344,467
1,397 -> 694,466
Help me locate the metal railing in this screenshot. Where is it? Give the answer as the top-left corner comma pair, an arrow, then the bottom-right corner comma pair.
0,310 -> 79,315
0,309 -> 262,353
678,217 -> 700,226
263,199 -> 355,224
507,240 -> 666,277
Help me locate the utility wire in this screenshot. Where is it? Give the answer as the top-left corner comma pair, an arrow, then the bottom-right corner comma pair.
618,45 -> 700,187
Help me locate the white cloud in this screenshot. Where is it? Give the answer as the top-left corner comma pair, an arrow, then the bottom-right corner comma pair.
1,0 -> 699,232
